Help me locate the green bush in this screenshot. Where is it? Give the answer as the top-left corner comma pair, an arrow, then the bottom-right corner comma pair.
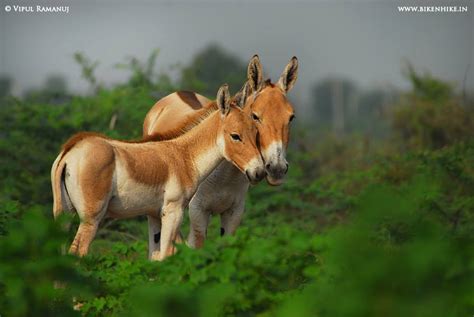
392,65 -> 474,150
0,208 -> 95,317
277,177 -> 474,317
1,52 -> 473,316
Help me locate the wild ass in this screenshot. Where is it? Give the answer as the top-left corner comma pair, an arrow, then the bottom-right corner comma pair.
51,84 -> 264,260
143,55 -> 298,250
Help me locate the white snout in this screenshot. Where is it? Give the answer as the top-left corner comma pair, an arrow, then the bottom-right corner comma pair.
263,141 -> 289,185
263,141 -> 285,164
244,156 -> 266,185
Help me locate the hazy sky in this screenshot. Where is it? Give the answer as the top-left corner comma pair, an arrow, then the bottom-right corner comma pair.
0,0 -> 472,109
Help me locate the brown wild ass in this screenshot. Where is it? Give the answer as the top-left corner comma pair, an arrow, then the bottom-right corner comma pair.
143,55 -> 298,251
51,84 -> 264,260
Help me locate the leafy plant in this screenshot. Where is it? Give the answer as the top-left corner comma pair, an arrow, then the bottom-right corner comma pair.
1,51 -> 473,316
392,64 -> 474,150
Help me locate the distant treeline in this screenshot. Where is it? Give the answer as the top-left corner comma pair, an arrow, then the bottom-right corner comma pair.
4,44 -> 471,141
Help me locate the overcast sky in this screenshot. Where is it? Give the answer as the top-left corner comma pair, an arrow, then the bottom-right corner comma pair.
0,0 -> 472,109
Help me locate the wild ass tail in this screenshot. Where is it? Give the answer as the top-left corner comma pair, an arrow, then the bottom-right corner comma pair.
51,151 -> 73,219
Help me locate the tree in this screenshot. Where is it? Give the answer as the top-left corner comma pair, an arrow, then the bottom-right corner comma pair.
0,75 -> 13,99
180,44 -> 246,97
23,74 -> 69,104
311,78 -> 357,135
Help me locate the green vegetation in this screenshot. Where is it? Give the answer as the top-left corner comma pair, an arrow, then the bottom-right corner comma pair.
0,49 -> 473,316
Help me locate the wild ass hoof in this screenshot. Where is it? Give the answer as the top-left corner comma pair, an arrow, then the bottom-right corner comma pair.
150,250 -> 161,261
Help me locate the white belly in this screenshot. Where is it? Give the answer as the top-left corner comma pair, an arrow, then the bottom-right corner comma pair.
107,163 -> 165,218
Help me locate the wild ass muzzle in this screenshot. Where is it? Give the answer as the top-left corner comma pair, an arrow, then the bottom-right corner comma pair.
51,84 -> 264,260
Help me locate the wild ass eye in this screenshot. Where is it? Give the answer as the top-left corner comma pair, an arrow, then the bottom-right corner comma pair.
230,133 -> 242,142
289,114 -> 295,122
252,113 -> 260,122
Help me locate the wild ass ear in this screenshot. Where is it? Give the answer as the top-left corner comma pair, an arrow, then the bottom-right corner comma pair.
277,56 -> 298,93
234,81 -> 251,108
247,54 -> 263,92
217,84 -> 231,116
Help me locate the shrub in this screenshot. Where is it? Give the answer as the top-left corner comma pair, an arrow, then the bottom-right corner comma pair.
0,209 -> 95,317
392,65 -> 474,150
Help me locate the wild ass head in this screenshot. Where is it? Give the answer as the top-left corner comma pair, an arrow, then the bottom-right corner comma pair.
216,84 -> 265,185
240,55 -> 298,185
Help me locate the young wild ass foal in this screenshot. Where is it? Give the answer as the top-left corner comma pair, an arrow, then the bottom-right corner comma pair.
143,55 -> 298,250
51,84 -> 265,260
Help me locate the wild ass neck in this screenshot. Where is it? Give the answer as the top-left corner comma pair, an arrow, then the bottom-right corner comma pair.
170,111 -> 224,183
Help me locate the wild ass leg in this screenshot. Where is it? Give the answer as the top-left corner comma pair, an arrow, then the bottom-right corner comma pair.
67,149 -> 114,257
148,217 -> 184,261
69,203 -> 108,257
175,231 -> 185,244
220,201 -> 245,237
147,215 -> 162,260
187,202 -> 211,249
158,200 -> 184,261
69,221 -> 100,257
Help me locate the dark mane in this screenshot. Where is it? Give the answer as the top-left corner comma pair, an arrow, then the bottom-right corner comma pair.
59,101 -> 219,160
252,78 -> 276,102
144,100 -> 219,141
263,78 -> 274,88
